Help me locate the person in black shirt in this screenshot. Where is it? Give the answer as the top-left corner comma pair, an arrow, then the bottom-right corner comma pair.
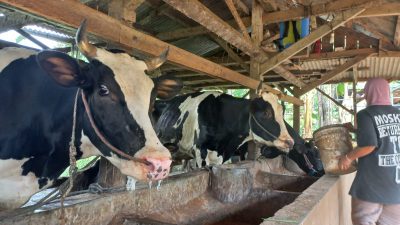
339,78 -> 400,225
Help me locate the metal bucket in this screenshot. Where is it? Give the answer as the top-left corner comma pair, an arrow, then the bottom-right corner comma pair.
313,124 -> 357,175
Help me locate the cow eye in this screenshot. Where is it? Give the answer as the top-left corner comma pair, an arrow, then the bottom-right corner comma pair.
99,84 -> 109,96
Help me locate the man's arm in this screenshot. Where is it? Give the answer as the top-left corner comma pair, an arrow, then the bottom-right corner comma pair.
338,146 -> 376,171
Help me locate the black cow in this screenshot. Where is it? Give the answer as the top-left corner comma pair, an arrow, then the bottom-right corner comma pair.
153,92 -> 294,168
0,21 -> 181,209
260,122 -> 325,177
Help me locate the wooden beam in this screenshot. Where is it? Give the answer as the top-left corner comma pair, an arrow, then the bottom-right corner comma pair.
316,88 -> 354,115
162,0 -> 303,90
357,3 -> 400,18
224,0 -> 251,42
0,0 -> 303,105
297,54 -> 371,96
394,16 -> 400,47
259,7 -> 366,76
262,0 -> 375,24
233,0 -> 249,15
162,0 -> 257,56
155,2 -> 399,42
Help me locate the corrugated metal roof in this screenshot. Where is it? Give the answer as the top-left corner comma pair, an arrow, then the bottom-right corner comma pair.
299,56 -> 400,82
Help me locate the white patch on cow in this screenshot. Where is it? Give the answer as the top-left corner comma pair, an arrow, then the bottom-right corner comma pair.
80,131 -> 101,158
174,92 -> 222,155
205,150 -> 223,166
0,158 -> 42,209
94,49 -> 171,180
0,47 -> 36,72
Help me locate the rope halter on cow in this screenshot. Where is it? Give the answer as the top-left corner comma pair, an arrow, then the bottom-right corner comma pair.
80,89 -> 151,165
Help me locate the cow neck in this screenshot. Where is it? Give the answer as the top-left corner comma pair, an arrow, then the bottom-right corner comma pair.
80,89 -> 149,165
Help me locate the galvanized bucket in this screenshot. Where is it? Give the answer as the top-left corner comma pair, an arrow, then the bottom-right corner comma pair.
313,124 -> 357,175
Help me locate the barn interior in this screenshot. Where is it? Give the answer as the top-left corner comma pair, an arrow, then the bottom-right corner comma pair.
0,0 -> 399,225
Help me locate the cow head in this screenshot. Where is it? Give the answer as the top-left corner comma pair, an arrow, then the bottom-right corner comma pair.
36,21 -> 182,181
288,141 -> 325,177
249,92 -> 294,152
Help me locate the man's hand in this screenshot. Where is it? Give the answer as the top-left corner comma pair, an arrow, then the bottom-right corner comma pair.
343,122 -> 356,133
338,154 -> 353,171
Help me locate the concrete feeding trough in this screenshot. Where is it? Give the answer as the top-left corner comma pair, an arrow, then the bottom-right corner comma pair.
1,158 -> 352,225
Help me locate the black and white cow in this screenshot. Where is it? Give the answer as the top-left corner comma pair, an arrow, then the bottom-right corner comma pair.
153,92 -> 294,168
260,122 -> 325,177
0,22 -> 181,209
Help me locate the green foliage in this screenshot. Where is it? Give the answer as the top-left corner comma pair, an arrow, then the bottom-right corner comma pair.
59,156 -> 98,178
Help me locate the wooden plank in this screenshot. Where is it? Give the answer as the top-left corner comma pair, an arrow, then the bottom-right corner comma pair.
162,0 -> 257,56
316,88 -> 354,114
162,0 -> 303,92
1,0 -> 303,105
224,0 -> 251,42
293,88 -> 300,133
358,3 -> 400,18
297,54 -> 371,96
394,16 -> 400,47
259,7 -> 366,76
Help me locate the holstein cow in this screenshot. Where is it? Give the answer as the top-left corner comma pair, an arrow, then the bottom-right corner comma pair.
153,92 -> 294,168
260,122 -> 325,177
0,21 -> 181,209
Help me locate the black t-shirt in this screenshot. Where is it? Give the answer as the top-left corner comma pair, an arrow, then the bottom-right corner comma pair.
350,105 -> 400,204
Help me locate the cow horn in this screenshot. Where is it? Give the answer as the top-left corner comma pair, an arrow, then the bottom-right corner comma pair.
76,19 -> 97,58
144,47 -> 169,72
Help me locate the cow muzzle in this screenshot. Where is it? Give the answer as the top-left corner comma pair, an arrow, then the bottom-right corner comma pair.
144,157 -> 172,181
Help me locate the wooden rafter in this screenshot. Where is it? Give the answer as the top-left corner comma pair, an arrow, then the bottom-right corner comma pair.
259,7 -> 366,77
162,0 -> 304,92
233,0 -> 249,15
316,88 -> 354,114
155,2 -> 399,42
394,16 -> 400,47
293,48 -> 377,60
296,54 -> 371,96
0,0 -> 303,105
262,0 -> 375,24
224,0 -> 251,42
162,0 -> 256,56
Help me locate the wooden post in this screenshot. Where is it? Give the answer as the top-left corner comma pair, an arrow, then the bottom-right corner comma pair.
353,67 -> 358,128
247,0 -> 263,160
293,88 -> 301,133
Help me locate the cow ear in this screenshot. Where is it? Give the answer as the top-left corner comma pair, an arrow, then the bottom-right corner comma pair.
37,51 -> 85,87
153,75 -> 183,100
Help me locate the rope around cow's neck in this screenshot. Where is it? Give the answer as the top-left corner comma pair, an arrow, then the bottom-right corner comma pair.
248,113 -> 279,140
80,90 -> 150,165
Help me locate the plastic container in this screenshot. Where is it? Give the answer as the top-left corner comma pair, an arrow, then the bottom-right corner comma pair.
313,124 -> 357,175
